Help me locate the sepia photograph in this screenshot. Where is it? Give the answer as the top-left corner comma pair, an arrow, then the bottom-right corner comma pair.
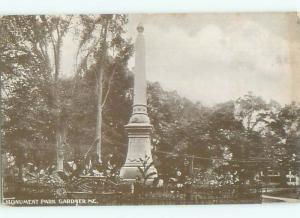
1,12 -> 300,206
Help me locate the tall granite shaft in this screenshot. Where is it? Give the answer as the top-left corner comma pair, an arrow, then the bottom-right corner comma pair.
120,24 -> 157,180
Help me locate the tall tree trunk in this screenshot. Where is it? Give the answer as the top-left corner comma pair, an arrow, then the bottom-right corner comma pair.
95,19 -> 109,163
96,66 -> 103,163
53,74 -> 65,171
56,113 -> 67,171
52,36 -> 65,171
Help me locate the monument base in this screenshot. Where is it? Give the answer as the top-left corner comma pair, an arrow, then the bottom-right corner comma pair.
120,165 -> 157,183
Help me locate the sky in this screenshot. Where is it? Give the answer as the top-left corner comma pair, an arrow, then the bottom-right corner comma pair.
62,13 -> 300,106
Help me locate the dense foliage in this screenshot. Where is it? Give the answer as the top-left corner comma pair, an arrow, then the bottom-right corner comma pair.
1,15 -> 299,187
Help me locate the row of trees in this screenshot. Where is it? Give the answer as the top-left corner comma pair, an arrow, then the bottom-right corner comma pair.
147,82 -> 300,185
1,15 -> 300,186
1,15 -> 133,177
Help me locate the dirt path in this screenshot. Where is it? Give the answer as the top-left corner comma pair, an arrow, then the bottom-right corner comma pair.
262,194 -> 300,203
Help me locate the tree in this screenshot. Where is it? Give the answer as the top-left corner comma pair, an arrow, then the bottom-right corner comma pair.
233,93 -> 270,183
1,15 -> 133,172
1,15 -> 56,177
73,15 -> 133,163
264,102 -> 300,184
39,15 -> 73,171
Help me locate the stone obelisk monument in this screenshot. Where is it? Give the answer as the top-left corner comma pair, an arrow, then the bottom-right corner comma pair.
120,24 -> 157,180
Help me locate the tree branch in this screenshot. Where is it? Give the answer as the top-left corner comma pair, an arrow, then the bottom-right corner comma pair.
101,69 -> 116,108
